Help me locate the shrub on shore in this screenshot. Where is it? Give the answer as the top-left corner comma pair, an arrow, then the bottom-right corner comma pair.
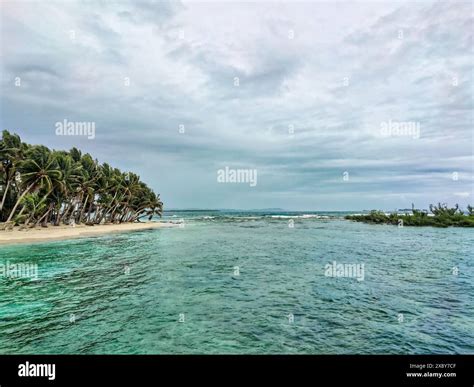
345,203 -> 474,227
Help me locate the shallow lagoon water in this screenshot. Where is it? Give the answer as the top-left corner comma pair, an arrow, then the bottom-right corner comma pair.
0,212 -> 472,354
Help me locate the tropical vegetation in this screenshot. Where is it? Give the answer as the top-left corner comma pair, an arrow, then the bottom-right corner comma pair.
0,130 -> 163,229
345,203 -> 474,227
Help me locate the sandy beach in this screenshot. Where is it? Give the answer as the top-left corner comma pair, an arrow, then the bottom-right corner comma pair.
0,222 -> 176,246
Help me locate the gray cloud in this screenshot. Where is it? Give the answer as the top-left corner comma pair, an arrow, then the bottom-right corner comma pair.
0,0 -> 472,210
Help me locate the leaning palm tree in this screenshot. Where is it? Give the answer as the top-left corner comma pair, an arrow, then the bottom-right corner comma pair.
1,131 -> 165,227
52,152 -> 81,225
6,146 -> 63,223
21,192 -> 48,226
0,130 -> 25,212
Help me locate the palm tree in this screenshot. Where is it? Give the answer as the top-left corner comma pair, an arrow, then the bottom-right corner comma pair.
21,192 -> 48,226
6,146 -> 63,223
52,152 -> 81,225
1,131 -> 165,227
0,130 -> 25,212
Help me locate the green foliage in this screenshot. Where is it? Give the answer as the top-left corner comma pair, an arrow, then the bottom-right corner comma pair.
345,203 -> 474,228
0,130 -> 163,227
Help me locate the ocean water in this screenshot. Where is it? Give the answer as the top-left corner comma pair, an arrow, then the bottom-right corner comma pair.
0,211 -> 472,354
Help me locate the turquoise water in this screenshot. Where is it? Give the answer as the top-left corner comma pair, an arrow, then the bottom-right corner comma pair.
0,211 -> 473,354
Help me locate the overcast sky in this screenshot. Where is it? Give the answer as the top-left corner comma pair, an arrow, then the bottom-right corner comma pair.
1,0 -> 472,210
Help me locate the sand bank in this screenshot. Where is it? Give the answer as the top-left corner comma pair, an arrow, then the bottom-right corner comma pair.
0,222 -> 176,246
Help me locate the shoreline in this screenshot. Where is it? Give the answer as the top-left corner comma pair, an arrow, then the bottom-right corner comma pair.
0,222 -> 177,246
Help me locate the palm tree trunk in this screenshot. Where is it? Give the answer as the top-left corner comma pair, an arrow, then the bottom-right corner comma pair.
113,210 -> 121,223
107,202 -> 120,222
64,197 -> 79,223
60,201 -> 71,222
47,207 -> 54,225
24,212 -> 35,226
99,191 -> 119,223
86,201 -> 94,223
0,178 -> 12,211
78,194 -> 89,223
54,203 -> 63,226
93,206 -> 102,223
98,206 -> 111,223
35,203 -> 54,226
18,205 -> 27,217
108,202 -> 121,223
5,181 -> 36,223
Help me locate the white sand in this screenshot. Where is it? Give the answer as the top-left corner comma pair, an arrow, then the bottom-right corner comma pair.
0,222 -> 176,245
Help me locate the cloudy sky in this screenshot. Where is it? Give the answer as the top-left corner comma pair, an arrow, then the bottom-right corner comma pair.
1,0 -> 472,210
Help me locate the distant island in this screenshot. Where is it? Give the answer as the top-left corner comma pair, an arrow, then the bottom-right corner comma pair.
346,203 -> 474,227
